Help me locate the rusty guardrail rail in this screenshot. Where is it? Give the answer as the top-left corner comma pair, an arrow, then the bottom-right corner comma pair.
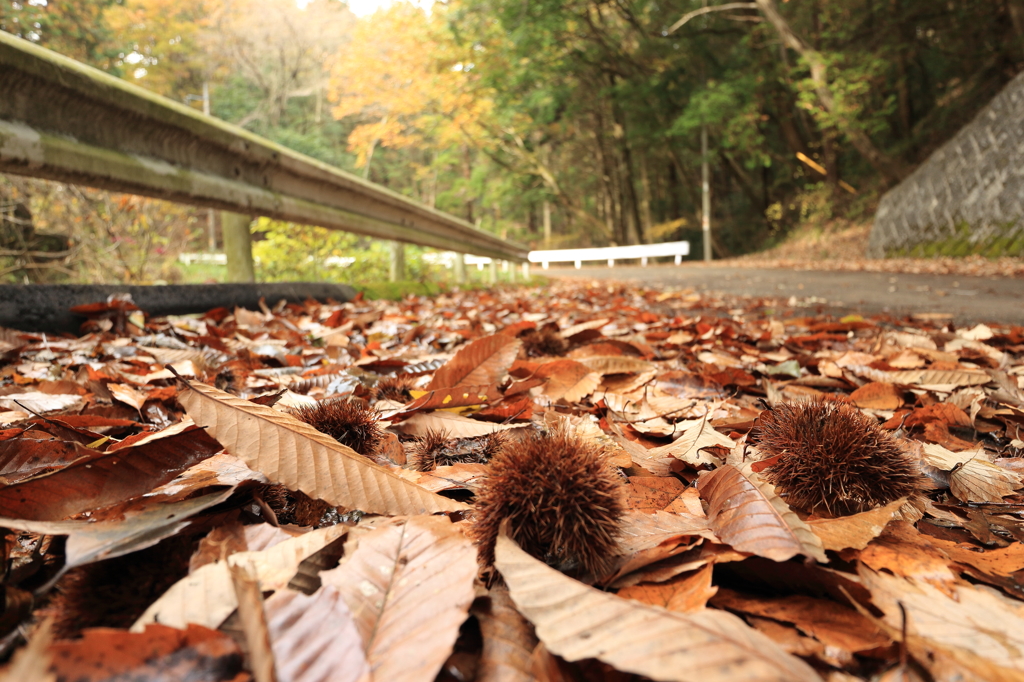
0,31 -> 527,263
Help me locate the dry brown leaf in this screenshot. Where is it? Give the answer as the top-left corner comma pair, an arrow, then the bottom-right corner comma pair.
807,498 -> 905,551
859,564 -> 1024,674
177,379 -> 467,515
133,525 -> 347,631
697,465 -> 827,563
0,424 -> 223,521
857,522 -> 958,587
558,318 -> 610,339
577,356 -> 655,376
710,588 -> 890,653
426,334 -> 522,390
0,392 -> 82,414
388,411 -> 527,439
849,382 -> 903,410
494,534 -> 820,682
533,359 -> 601,403
230,561 -> 278,682
616,565 -> 718,613
47,623 -> 243,682
107,383 -> 147,411
887,369 -> 990,387
0,489 -> 232,569
647,414 -> 734,467
473,586 -> 538,682
920,443 -> 1023,502
619,510 -> 712,542
264,587 -> 371,682
414,463 -> 489,493
0,617 -> 55,682
321,515 -> 477,682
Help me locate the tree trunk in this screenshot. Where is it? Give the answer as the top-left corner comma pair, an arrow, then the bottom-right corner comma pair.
755,0 -> 905,185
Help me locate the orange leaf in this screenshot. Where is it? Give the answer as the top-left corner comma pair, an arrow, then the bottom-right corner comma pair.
849,382 -> 903,409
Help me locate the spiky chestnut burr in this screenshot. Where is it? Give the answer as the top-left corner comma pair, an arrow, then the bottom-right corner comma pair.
753,398 -> 921,516
520,326 -> 568,357
468,424 -> 623,577
372,375 -> 416,403
291,398 -> 383,457
410,429 -> 506,472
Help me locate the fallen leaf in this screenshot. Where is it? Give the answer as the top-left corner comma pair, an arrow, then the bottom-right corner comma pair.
426,334 -> 522,390
807,498 -> 906,551
494,534 -> 820,682
533,359 -> 601,403
0,617 -> 54,682
108,383 -> 148,411
133,525 -> 348,631
849,383 -> 903,410
577,356 -> 655,376
388,410 -> 527,439
920,443 -> 1023,502
48,623 -> 243,682
177,379 -> 466,515
0,426 -> 222,520
474,585 -> 538,682
229,561 -> 278,682
321,515 -> 477,682
646,413 -> 734,467
697,465 -> 827,563
859,564 -> 1024,673
710,588 -> 890,653
264,587 -> 371,682
616,564 -> 718,613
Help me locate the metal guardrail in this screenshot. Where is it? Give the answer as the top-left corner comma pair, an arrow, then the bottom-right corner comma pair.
529,241 -> 691,269
0,32 -> 527,263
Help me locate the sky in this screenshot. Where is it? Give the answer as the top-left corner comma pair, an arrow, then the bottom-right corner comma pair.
345,0 -> 433,17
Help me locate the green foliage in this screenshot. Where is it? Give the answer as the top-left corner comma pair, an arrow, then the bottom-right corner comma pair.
250,218 -> 447,285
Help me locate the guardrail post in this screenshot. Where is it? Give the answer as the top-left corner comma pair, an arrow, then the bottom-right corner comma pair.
489,260 -> 498,284
454,253 -> 466,284
222,211 -> 255,283
522,262 -> 530,280
389,241 -> 405,282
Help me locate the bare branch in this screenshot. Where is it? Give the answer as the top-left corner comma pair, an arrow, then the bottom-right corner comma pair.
667,2 -> 758,34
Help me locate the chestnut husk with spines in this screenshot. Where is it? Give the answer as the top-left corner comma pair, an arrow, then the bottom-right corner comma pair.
753,397 -> 922,516
468,424 -> 623,578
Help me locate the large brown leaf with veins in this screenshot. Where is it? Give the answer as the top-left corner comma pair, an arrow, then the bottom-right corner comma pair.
494,534 -> 820,682
177,379 -> 466,515
321,515 -> 477,682
427,334 -> 522,390
697,465 -> 826,563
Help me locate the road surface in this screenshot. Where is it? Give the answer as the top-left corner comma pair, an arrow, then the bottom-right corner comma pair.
542,264 -> 1024,326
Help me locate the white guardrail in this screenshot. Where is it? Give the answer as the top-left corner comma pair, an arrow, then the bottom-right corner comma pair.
528,240 -> 690,269
182,241 -> 690,275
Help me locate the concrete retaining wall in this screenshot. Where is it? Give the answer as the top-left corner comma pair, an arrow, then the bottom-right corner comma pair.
869,70 -> 1024,257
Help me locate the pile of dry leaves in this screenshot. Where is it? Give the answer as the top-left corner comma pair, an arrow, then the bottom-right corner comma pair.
0,281 -> 1022,682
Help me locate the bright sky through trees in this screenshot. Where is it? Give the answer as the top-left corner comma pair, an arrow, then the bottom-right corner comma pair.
344,0 -> 432,17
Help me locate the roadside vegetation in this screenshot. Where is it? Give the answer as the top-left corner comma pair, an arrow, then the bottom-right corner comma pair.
1,0 -> 1022,284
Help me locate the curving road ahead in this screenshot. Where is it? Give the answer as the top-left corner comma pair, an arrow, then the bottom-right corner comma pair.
542,263 -> 1024,326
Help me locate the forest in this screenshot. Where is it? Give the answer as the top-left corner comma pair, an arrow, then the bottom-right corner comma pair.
1,0 -> 1023,282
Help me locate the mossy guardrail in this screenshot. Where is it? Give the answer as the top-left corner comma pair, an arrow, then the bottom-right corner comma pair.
0,31 -> 527,263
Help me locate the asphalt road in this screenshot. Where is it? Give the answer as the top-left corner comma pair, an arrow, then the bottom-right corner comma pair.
542,264 -> 1024,326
